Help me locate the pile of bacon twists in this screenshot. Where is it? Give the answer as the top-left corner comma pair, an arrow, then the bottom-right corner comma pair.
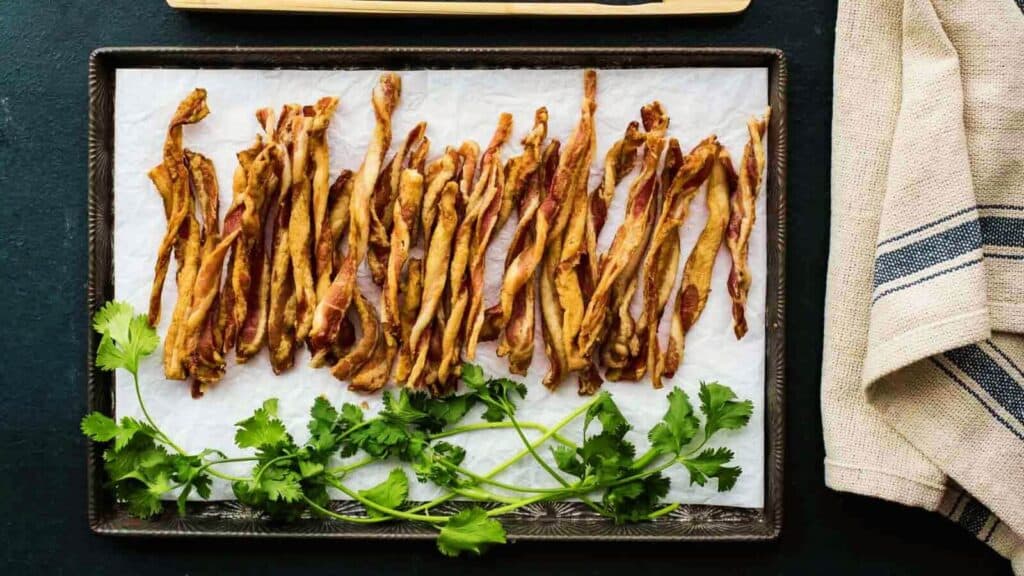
146,72 -> 770,397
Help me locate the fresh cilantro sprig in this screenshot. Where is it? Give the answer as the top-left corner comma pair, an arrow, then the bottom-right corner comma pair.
82,301 -> 753,556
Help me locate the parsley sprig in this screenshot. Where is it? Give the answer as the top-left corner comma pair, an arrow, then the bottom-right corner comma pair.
82,301 -> 752,556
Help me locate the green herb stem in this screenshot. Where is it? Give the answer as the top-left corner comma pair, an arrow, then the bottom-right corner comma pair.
429,421 -> 576,448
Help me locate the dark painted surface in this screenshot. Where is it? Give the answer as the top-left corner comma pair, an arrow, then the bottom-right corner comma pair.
0,1 -> 1010,573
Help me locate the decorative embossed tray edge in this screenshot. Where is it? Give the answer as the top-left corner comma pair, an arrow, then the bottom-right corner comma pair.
87,46 -> 786,542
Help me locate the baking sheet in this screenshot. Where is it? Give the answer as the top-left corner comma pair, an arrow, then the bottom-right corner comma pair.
113,67 -> 767,508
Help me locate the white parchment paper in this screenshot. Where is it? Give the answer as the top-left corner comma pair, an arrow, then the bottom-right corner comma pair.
114,67 -> 767,507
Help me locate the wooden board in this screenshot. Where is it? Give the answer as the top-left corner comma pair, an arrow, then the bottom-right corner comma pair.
167,0 -> 750,17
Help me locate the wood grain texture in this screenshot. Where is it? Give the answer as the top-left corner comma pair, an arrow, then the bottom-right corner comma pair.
167,0 -> 750,17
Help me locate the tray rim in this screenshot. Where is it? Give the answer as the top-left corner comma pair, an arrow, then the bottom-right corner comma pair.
87,45 -> 786,543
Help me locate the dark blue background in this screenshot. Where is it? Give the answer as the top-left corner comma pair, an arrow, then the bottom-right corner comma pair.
0,1 -> 1011,573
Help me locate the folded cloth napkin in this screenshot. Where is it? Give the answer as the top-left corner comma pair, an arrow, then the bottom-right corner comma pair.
825,0 -> 1024,572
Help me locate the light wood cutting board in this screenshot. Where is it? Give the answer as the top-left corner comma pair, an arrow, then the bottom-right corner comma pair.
167,0 -> 750,17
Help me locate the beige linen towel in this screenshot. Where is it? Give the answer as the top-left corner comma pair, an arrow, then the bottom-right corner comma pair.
825,0 -> 1024,572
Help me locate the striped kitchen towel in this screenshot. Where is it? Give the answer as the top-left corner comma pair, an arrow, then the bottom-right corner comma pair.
824,0 -> 1024,572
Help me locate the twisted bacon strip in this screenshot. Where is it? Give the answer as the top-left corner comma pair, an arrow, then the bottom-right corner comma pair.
267,106 -> 301,373
539,224 -> 569,390
408,181 -> 458,367
233,111 -> 285,362
464,113 -> 514,358
437,141 -> 479,383
316,170 -> 354,301
726,110 -> 770,339
382,169 -> 425,347
664,142 -> 732,380
553,106 -> 599,374
367,122 -> 427,286
148,88 -> 210,327
310,73 -> 400,365
420,147 -> 459,252
498,70 -> 597,333
393,258 -> 423,385
290,98 -> 339,342
630,137 -> 717,386
330,288 -> 380,381
497,139 -> 559,375
576,101 -> 668,359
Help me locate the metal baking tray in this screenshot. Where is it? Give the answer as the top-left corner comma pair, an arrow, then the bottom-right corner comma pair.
88,46 -> 786,542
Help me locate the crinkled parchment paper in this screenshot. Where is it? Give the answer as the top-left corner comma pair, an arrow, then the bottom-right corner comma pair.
113,67 -> 767,507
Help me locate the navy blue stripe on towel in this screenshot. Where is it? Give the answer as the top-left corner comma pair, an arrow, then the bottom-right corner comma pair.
872,258 -> 982,304
945,345 -> 1024,426
980,216 -> 1024,248
876,206 -> 977,248
931,359 -> 1024,442
874,220 -> 982,288
958,498 -> 992,536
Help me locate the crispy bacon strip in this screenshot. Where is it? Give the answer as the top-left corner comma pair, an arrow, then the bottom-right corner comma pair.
626,138 -> 719,386
663,142 -> 732,381
497,140 -> 559,374
309,96 -> 340,270
407,180 -> 458,370
148,88 -> 210,326
233,111 -> 284,362
383,169 -> 425,346
576,101 -> 668,358
394,259 -> 424,385
316,170 -> 353,301
287,98 -> 338,342
463,113 -> 514,358
437,142 -> 478,383
539,232 -> 568,390
498,70 -> 596,332
421,147 -> 459,251
310,73 -> 400,364
583,121 -> 643,295
330,288 -> 380,381
368,122 -> 427,286
267,113 -> 299,374
726,110 -> 770,340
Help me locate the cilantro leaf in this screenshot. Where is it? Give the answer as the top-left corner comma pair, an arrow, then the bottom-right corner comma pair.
93,302 -> 159,375
436,507 -> 507,557
584,392 -> 629,439
235,399 -> 291,449
681,447 -> 741,491
602,473 -> 670,524
698,382 -> 753,440
551,445 -> 585,478
580,430 -> 636,483
81,412 -> 118,442
358,468 -> 409,518
417,442 -> 467,487
259,467 -> 304,503
460,363 -> 486,389
382,390 -> 429,425
647,387 -> 700,456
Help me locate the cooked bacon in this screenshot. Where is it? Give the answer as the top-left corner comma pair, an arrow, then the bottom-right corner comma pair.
330,287 -> 380,380
497,108 -> 548,236
233,110 -> 286,363
552,103 -> 599,374
462,114 -> 513,359
309,96 -> 340,272
284,98 -> 337,344
420,147 -> 459,252
438,144 -> 477,383
316,170 -> 353,301
147,88 -> 210,327
394,258 -> 424,385
621,137 -> 717,385
409,181 -> 458,349
583,121 -> 643,295
662,142 -> 732,381
164,205 -> 202,380
368,122 -> 427,286
498,70 -> 596,334
310,73 -> 401,364
576,101 -> 667,359
539,233 -> 568,390
382,169 -> 425,346
726,110 -> 770,339
267,116 -> 299,374
497,140 -> 559,375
